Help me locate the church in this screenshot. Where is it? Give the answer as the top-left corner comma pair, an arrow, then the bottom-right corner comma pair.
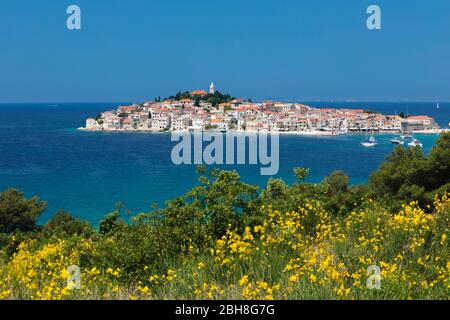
190,82 -> 217,97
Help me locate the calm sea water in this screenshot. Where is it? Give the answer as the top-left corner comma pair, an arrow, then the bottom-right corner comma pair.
0,102 -> 448,224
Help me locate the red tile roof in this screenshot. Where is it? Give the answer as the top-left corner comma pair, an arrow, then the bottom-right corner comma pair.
407,116 -> 433,121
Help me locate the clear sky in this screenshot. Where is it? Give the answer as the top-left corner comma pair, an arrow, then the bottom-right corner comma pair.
0,0 -> 449,102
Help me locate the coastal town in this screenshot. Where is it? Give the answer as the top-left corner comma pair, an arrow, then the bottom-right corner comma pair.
83,83 -> 442,135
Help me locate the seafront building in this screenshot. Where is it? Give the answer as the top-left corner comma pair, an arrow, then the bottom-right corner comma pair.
84,87 -> 440,134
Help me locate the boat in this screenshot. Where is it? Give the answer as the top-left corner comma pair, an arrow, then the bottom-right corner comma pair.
362,131 -> 377,147
391,138 -> 404,145
362,141 -> 376,147
408,138 -> 423,148
437,102 -> 440,109
400,132 -> 413,139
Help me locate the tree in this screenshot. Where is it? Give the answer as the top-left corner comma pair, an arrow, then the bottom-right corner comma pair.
148,169 -> 259,251
261,178 -> 289,202
427,132 -> 450,190
368,133 -> 450,207
324,171 -> 349,194
293,168 -> 310,183
45,209 -> 93,236
369,146 -> 427,202
0,189 -> 46,233
99,203 -> 125,235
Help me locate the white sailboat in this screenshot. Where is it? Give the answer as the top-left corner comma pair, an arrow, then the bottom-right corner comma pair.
362,130 -> 377,147
437,102 -> 440,109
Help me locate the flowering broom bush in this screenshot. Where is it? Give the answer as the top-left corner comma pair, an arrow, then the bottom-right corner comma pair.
0,193 -> 448,300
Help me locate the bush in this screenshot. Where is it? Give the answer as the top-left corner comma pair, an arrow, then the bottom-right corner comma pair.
0,189 -> 46,233
45,209 -> 93,237
369,132 -> 450,208
324,170 -> 349,194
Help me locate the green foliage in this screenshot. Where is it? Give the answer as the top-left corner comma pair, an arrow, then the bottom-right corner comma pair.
204,124 -> 218,130
293,167 -> 310,182
202,91 -> 234,107
427,132 -> 450,189
322,184 -> 369,217
168,91 -> 192,101
181,169 -> 259,241
364,109 -> 380,114
166,90 -> 234,107
99,206 -> 125,236
0,189 -> 46,233
44,209 -> 93,237
260,169 -> 367,218
369,132 -> 450,207
324,170 -> 349,194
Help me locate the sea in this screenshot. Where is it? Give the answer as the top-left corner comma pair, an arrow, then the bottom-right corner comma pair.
0,102 -> 449,225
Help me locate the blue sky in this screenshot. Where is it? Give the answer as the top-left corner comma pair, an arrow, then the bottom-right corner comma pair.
0,0 -> 449,102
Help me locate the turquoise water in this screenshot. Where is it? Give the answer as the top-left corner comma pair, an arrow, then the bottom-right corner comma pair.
0,102 -> 448,224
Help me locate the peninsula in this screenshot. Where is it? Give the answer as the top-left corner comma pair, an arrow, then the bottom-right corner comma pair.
82,83 -> 442,135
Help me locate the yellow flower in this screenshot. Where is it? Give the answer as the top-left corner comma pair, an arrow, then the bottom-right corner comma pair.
289,275 -> 299,284
197,262 -> 206,270
166,269 -> 177,281
0,290 -> 11,299
239,275 -> 249,286
441,234 -> 447,245
336,283 -> 351,297
138,286 -> 150,295
106,268 -> 120,277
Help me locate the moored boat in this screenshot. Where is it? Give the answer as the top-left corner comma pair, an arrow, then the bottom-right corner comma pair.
362,142 -> 376,147
408,138 -> 423,148
400,133 -> 413,139
391,138 -> 404,145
